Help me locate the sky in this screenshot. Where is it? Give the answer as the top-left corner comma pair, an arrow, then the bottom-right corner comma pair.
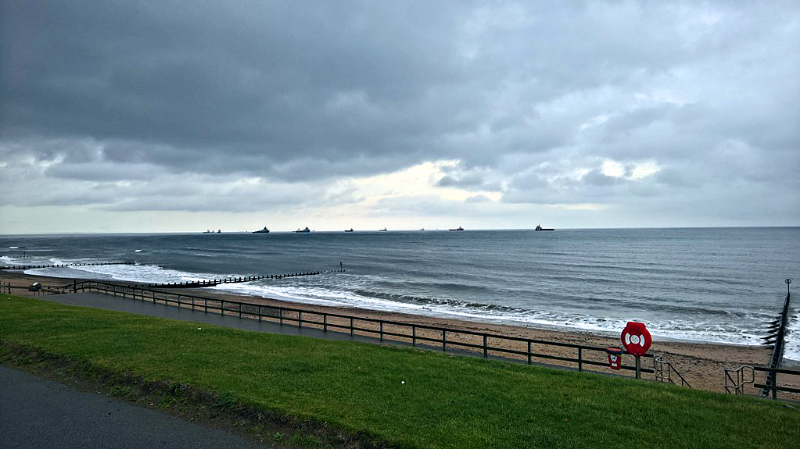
1,1 -> 798,234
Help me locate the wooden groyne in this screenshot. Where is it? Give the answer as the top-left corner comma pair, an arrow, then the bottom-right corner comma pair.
723,279 -> 800,400
140,269 -> 346,289
0,262 -> 136,270
761,279 -> 793,397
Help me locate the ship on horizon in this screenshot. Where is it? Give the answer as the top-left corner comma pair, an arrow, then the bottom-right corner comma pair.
295,227 -> 311,233
535,224 -> 554,231
253,227 -> 270,234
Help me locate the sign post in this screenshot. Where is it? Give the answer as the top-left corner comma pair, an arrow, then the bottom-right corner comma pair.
621,321 -> 652,379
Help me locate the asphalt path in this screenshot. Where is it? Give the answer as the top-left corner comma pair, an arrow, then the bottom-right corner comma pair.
43,292 -> 425,347
0,364 -> 272,449
39,292 -> 560,364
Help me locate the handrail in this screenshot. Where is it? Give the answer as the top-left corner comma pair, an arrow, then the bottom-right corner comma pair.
70,280 -> 659,378
724,365 -> 755,395
655,355 -> 691,388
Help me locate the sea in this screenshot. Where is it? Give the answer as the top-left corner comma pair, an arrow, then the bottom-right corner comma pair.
1,228 -> 798,362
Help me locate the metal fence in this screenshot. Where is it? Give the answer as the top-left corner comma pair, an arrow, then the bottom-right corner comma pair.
724,365 -> 800,401
62,280 -> 663,380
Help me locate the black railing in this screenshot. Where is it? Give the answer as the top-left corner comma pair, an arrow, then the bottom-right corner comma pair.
755,366 -> 800,400
1,281 -> 67,296
66,280 -> 662,379
725,364 -> 800,401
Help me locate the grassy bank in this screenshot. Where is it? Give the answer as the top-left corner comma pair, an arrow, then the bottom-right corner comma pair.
1,295 -> 797,448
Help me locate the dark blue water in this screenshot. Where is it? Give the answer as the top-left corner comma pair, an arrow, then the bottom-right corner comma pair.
2,228 -> 798,359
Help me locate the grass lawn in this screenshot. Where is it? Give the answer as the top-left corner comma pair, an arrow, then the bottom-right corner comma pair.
1,295 -> 797,448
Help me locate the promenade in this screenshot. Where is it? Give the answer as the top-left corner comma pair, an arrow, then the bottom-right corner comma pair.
0,365 -> 272,449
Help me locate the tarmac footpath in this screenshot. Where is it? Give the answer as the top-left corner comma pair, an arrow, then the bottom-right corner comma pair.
0,364 -> 273,449
40,291 -> 412,346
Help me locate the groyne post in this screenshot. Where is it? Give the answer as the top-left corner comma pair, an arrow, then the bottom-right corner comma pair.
761,279 -> 792,397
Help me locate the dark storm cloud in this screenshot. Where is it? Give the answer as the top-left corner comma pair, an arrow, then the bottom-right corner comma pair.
1,0 -> 466,177
1,1 -> 798,225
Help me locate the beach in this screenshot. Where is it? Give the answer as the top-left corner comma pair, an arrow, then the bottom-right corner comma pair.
2,271 -> 785,395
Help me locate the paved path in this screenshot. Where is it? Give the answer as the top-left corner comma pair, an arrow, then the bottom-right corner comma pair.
0,365 -> 272,449
39,292 -> 548,364
45,292 -> 394,344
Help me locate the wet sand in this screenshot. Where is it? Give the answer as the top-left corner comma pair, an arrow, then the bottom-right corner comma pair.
0,271 -> 786,395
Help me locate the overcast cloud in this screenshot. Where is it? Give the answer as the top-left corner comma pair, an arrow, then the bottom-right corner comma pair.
1,0 -> 798,233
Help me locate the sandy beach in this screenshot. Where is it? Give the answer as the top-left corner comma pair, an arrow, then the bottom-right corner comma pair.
1,271 -> 788,395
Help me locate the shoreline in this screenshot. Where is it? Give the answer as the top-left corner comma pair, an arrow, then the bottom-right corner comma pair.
217,284 -> 766,349
0,271 -> 788,394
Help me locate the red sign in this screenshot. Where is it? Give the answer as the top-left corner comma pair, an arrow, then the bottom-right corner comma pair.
621,321 -> 652,357
606,347 -> 623,370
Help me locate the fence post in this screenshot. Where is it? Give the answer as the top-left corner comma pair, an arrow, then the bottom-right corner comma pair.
299,311 -> 303,328
635,357 -> 641,379
280,309 -> 283,325
204,298 -> 208,313
380,322 -> 384,341
527,341 -> 532,365
350,317 -> 354,336
152,291 -> 156,304
772,371 -> 778,400
483,335 -> 488,358
323,314 -> 328,332
578,348 -> 583,372
442,330 -> 447,352
258,306 -> 262,322
238,303 -> 242,318
412,325 -> 416,346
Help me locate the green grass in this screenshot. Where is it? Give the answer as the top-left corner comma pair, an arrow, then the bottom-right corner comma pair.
1,295 -> 798,448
